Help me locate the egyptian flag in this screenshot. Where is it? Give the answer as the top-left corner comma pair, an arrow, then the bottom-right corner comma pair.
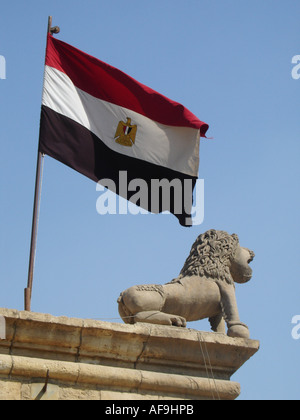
39,34 -> 209,226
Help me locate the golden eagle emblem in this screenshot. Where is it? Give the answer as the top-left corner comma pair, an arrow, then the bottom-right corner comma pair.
114,117 -> 137,147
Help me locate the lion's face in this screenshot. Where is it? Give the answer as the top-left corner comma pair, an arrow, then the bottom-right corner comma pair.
229,246 -> 255,284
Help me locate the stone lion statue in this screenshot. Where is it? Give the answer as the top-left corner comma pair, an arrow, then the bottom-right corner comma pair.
118,229 -> 255,339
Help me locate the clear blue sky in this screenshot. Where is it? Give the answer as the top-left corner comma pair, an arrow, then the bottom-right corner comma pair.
0,0 -> 299,400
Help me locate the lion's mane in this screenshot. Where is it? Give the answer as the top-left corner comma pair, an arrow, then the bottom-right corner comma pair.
173,229 -> 240,285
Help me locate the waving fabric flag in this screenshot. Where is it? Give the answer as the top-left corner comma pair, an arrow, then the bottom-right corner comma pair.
39,34 -> 209,226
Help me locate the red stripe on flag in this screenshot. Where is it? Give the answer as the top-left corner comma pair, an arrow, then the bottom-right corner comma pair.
45,35 -> 209,136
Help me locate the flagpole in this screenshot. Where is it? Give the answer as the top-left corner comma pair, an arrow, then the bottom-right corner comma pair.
24,17 -> 60,312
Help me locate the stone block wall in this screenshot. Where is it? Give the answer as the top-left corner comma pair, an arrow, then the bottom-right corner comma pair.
0,308 -> 259,400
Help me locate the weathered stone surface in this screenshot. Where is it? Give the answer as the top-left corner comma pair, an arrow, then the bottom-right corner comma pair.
0,308 -> 259,400
31,383 -> 60,400
0,379 -> 21,400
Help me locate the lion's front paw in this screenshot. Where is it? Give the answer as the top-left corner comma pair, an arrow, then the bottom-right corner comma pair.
227,322 -> 250,339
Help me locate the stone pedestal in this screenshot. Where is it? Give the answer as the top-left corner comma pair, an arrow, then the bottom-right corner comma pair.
0,308 -> 259,400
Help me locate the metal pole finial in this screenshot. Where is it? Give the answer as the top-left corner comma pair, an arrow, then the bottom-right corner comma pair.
50,26 -> 60,35
47,16 -> 60,36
